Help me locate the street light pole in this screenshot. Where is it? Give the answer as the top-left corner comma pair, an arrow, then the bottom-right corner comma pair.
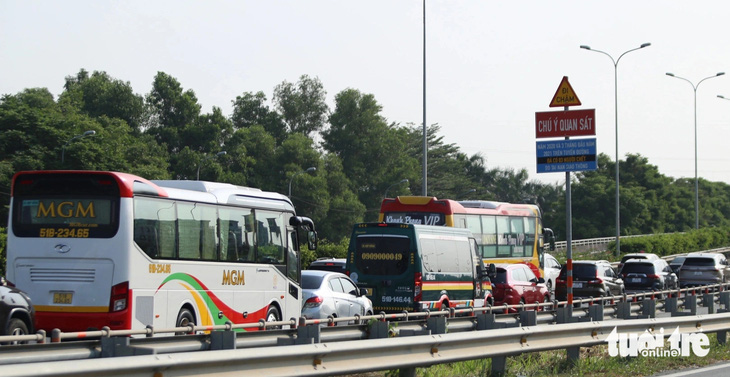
288,167 -> 316,198
384,179 -> 409,199
196,151 -> 227,180
61,130 -> 96,164
580,43 -> 650,255
666,72 -> 725,229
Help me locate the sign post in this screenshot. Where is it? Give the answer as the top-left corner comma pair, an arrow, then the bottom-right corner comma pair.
536,76 -> 597,312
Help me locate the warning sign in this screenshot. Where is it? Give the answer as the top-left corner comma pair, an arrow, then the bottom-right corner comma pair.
549,76 -> 582,107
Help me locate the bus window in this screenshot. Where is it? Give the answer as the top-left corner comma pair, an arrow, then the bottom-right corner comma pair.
496,216 -> 511,257
510,216 -> 525,257
133,197 -> 176,259
257,211 -> 285,264
481,215 -> 497,258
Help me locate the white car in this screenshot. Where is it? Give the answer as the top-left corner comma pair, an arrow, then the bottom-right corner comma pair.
543,253 -> 561,294
301,270 -> 373,325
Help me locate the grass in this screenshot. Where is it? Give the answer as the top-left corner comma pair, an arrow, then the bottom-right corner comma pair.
348,332 -> 730,377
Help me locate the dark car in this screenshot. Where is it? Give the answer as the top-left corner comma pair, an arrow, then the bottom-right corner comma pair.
669,256 -> 686,275
1,282 -> 35,340
617,253 -> 660,274
492,264 -> 550,313
555,260 -> 625,303
621,258 -> 678,293
308,258 -> 347,273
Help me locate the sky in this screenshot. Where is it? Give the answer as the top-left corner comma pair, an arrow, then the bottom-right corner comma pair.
2,1 -> 730,186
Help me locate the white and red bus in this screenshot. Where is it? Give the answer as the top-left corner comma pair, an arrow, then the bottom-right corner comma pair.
6,171 -> 317,333
379,196 -> 554,279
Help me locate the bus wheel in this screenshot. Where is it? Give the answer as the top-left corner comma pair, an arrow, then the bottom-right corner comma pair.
265,305 -> 281,330
175,308 -> 195,335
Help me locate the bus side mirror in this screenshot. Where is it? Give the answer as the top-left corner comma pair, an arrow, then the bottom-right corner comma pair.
308,231 -> 318,251
487,263 -> 496,277
544,228 -> 556,251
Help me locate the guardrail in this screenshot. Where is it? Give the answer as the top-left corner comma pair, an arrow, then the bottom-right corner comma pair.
2,283 -> 730,376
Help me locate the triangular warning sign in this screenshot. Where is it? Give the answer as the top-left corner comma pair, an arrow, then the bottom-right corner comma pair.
549,76 -> 582,107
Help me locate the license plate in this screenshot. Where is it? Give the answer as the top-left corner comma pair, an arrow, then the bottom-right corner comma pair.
694,271 -> 703,276
573,282 -> 583,288
631,278 -> 642,283
53,292 -> 73,304
365,288 -> 373,296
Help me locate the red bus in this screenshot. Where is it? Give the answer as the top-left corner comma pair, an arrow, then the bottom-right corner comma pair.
379,196 -> 554,279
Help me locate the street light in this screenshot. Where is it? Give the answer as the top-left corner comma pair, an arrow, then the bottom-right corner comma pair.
580,42 -> 650,255
196,151 -> 227,180
666,72 -> 725,229
384,179 -> 409,199
288,167 -> 316,197
61,130 -> 96,164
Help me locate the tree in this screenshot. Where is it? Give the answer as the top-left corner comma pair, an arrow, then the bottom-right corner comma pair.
232,91 -> 287,144
145,72 -> 202,153
60,69 -> 145,132
323,89 -> 419,218
273,75 -> 329,136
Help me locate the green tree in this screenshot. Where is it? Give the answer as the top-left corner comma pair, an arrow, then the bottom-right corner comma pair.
60,69 -> 145,132
145,72 -> 202,153
273,75 -> 329,136
232,91 -> 287,144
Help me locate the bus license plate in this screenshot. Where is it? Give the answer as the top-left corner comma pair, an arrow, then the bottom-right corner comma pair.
53,292 -> 73,304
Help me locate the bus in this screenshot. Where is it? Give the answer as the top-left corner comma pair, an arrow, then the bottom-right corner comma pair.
5,170 -> 317,334
379,196 -> 554,279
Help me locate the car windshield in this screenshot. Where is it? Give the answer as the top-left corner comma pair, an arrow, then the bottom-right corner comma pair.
559,264 -> 596,278
683,257 -> 716,267
621,263 -> 654,274
301,274 -> 325,289
621,255 -> 646,263
493,268 -> 508,284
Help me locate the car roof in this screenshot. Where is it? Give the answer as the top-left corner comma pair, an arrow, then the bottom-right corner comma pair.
686,252 -> 722,258
571,260 -> 610,265
494,263 -> 529,270
301,270 -> 349,278
623,258 -> 660,266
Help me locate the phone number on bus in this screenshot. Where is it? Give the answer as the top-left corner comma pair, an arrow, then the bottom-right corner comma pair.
39,228 -> 90,238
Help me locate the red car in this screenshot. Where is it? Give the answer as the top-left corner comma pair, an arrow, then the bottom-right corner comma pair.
492,264 -> 550,313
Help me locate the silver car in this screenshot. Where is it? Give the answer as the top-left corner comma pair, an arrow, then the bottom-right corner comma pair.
678,252 -> 730,288
301,270 -> 373,325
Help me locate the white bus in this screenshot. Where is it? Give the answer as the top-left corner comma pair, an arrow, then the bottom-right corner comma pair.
6,170 -> 317,333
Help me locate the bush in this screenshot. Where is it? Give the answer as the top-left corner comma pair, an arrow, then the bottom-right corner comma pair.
301,237 -> 350,269
607,226 -> 730,261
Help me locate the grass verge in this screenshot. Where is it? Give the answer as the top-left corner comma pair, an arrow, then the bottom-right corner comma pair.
350,332 -> 730,377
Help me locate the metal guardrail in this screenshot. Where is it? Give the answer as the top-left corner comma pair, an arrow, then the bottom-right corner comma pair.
2,283 -> 730,376
2,310 -> 729,377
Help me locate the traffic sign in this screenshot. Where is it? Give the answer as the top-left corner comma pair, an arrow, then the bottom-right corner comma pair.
549,76 -> 581,107
536,138 -> 597,173
536,109 -> 595,138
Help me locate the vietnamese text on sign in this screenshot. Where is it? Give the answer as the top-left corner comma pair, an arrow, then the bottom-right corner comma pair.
535,109 -> 596,138
536,138 -> 597,173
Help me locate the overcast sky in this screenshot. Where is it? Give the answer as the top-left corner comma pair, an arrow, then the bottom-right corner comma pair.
3,1 -> 730,186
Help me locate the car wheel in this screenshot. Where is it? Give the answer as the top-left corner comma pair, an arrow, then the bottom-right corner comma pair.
362,311 -> 373,325
2,318 -> 30,345
175,308 -> 195,335
265,305 -> 281,329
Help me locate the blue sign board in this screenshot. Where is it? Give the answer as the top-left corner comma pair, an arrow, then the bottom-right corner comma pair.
536,138 -> 597,173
